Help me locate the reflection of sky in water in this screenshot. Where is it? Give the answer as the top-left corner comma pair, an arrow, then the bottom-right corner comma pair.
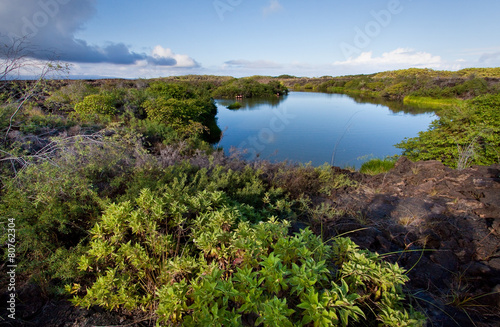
215,92 -> 436,169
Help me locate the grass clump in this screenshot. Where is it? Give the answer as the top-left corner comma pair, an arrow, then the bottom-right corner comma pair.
403,96 -> 463,110
360,157 -> 397,175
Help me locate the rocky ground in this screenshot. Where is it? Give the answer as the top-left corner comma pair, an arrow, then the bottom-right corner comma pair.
324,157 -> 500,326
1,157 -> 499,326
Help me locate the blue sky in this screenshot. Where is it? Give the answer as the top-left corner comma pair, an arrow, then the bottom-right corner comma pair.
1,0 -> 500,78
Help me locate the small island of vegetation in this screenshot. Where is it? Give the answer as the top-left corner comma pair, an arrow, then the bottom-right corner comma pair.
227,101 -> 243,109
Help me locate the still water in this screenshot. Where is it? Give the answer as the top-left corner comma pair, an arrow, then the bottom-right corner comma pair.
215,92 -> 435,169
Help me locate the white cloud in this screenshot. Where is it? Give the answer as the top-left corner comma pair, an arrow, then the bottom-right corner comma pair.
224,59 -> 283,69
479,51 -> 500,64
151,45 -> 198,68
334,48 -> 443,68
69,61 -> 204,79
329,48 -> 471,75
263,0 -> 283,16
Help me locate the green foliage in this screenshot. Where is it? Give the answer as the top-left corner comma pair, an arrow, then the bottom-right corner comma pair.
45,81 -> 98,111
0,131 -> 147,287
127,117 -> 179,147
360,157 -> 397,175
141,81 -> 219,140
74,93 -> 117,121
143,97 -> 212,126
212,78 -> 288,98
396,94 -> 500,167
20,109 -> 75,134
146,81 -> 195,100
403,96 -> 463,109
69,186 -> 423,326
227,101 -> 242,109
382,82 -> 412,98
0,103 -> 16,130
122,87 -> 148,117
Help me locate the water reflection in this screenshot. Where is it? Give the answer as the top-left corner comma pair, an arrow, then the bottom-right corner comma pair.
214,92 -> 436,168
215,95 -> 286,110
217,92 -> 436,115
346,94 -> 436,115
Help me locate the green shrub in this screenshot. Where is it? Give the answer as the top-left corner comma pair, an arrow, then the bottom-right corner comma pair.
142,96 -> 218,139
20,112 -> 74,134
212,78 -> 288,98
0,104 -> 16,130
146,81 -> 194,100
227,101 -> 242,109
396,93 -> 500,167
452,78 -> 489,97
74,93 -> 117,120
69,188 -> 424,326
382,82 -> 411,98
128,117 -> 178,147
143,98 -> 208,124
0,132 -> 148,288
46,81 -> 98,111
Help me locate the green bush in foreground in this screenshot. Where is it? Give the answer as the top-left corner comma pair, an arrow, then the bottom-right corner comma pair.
68,187 -> 424,326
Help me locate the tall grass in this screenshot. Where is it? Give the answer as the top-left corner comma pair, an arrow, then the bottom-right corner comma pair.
360,157 -> 397,175
403,96 -> 463,109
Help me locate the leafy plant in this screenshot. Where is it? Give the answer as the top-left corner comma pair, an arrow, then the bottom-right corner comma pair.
69,186 -> 424,326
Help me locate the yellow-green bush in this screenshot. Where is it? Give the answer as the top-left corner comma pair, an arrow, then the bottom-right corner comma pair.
74,93 -> 117,120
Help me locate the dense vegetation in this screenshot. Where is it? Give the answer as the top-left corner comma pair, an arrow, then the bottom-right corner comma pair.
1,73 -> 426,326
212,77 -> 288,98
396,93 -> 500,168
279,67 -> 500,103
2,65 -> 500,325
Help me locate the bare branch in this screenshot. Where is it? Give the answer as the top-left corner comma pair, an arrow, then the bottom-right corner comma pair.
0,133 -> 106,176
1,35 -> 70,144
0,35 -> 33,84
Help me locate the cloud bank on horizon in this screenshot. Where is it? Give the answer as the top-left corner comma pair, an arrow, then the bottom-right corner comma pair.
333,48 -> 460,72
1,0 -> 499,78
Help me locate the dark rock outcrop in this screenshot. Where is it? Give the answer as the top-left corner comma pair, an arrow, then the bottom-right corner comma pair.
324,157 -> 500,326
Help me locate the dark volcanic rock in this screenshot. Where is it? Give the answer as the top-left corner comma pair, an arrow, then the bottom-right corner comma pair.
326,157 -> 500,326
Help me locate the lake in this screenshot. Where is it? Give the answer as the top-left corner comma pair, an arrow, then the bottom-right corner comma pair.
214,92 -> 436,169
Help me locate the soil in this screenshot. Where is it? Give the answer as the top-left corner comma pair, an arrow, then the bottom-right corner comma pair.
1,157 -> 499,326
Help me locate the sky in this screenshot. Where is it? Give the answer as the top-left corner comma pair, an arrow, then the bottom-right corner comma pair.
1,0 -> 500,78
